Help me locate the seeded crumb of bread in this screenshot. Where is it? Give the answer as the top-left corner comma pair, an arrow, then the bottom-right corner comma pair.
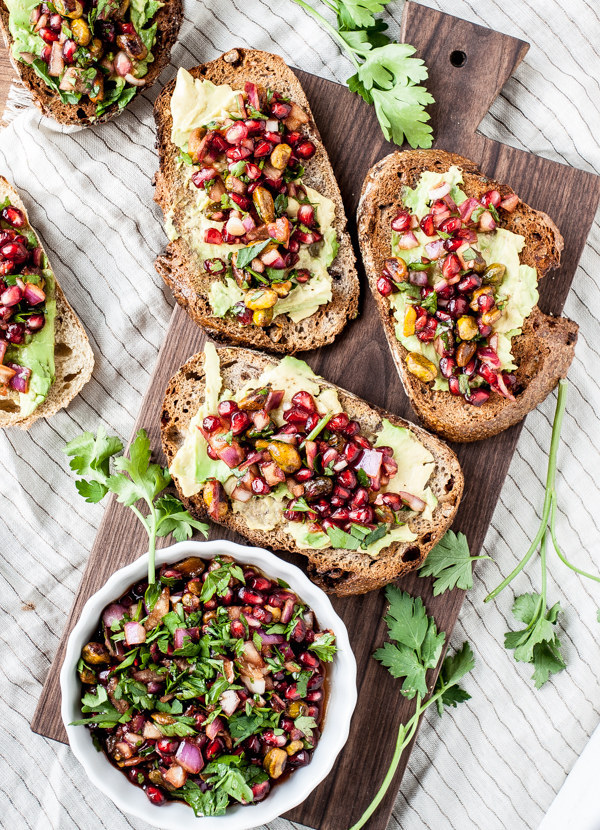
160,345 -> 463,596
357,149 -> 578,443
153,49 -> 359,354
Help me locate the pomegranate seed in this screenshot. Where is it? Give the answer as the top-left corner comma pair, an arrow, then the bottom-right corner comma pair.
478,293 -> 495,313
291,619 -> 306,642
299,651 -> 320,669
467,389 -> 490,406
218,399 -> 238,420
443,236 -> 463,251
349,489 -> 369,510
343,442 -> 363,466
353,435 -> 372,450
457,274 -> 482,292
391,210 -> 411,232
337,468 -> 356,489
307,673 -> 324,691
145,786 -> 165,806
380,492 -> 404,511
226,146 -> 252,161
225,122 -> 248,144
206,737 -> 224,759
313,499 -> 330,517
416,317 -> 438,342
1,206 -> 25,228
230,410 -> 251,434
251,477 -> 271,496
27,314 -> 45,332
41,43 -> 51,62
447,297 -> 468,317
348,506 -> 374,525
206,445 -> 219,460
295,467 -> 314,482
254,140 -> 272,157
478,319 -> 493,337
377,275 -> 394,296
420,213 -> 436,236
295,141 -> 316,159
230,620 -> 245,638
210,133 -> 229,153
289,750 -> 310,766
439,217 -> 461,234
271,101 -> 292,119
157,738 -> 178,754
481,189 -> 501,208
478,363 -> 497,385
332,484 -> 351,502
238,587 -> 264,605
291,390 -> 317,411
344,420 -> 360,437
297,204 -> 315,226
262,729 -> 287,747
249,576 -> 272,592
448,376 -> 461,395
203,228 -> 222,245
202,415 -> 222,434
439,356 -> 456,378
38,26 -> 58,42
6,323 -> 24,343
463,358 -> 478,377
1,241 -> 28,263
245,734 -> 262,755
442,253 -> 461,280
436,309 -> 453,323
48,12 -> 62,29
252,780 -> 271,802
1,285 -> 23,306
328,412 -> 349,432
230,192 -> 251,211
285,684 -> 301,700
244,119 -> 263,134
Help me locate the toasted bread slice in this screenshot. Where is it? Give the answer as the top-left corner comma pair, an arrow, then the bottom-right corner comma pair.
0,0 -> 182,126
358,149 -> 578,443
160,345 -> 463,596
153,48 -> 359,354
0,177 -> 93,428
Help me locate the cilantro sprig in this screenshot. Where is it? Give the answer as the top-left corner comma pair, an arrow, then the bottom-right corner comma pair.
351,585 -> 474,829
64,427 -> 209,605
485,381 -> 600,687
419,530 -> 489,596
291,0 -> 434,147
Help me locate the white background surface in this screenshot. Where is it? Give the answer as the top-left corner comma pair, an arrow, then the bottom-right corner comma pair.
1,1 -> 599,829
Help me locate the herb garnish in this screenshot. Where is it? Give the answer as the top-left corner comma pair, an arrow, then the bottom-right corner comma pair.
290,0 -> 434,148
350,585 -> 474,828
419,530 -> 489,596
64,427 -> 208,608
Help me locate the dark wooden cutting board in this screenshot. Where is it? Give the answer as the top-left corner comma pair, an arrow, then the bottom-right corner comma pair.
31,3 -> 600,828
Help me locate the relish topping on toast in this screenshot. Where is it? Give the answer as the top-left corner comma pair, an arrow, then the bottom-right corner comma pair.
377,166 -> 538,406
166,68 -> 340,330
5,0 -> 162,116
170,344 -> 437,557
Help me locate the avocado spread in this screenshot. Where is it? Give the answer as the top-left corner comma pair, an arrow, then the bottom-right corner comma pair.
167,69 -> 340,328
170,344 -> 438,556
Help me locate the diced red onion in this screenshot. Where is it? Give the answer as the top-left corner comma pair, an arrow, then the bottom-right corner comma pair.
256,628 -> 285,645
429,181 -> 450,200
231,484 -> 253,503
395,230 -> 419,250
124,621 -> 146,646
479,210 -> 496,232
7,364 -> 30,394
175,740 -> 204,774
500,193 -> 519,212
219,689 -> 240,716
424,239 -> 445,260
242,213 -> 256,232
281,597 -> 295,625
238,451 -> 264,472
124,73 -> 145,87
173,628 -> 188,650
23,282 -> 45,305
206,716 -> 224,741
102,603 -> 127,629
356,449 -> 383,477
458,197 -> 480,223
264,389 -> 284,411
0,341 -> 6,363
398,491 -> 427,512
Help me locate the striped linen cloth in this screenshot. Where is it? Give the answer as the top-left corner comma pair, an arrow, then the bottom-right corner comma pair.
1,0 -> 599,828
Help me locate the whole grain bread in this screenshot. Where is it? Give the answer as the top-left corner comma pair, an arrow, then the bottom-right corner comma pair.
358,149 -> 578,443
153,48 -> 359,354
0,177 -> 94,428
0,0 -> 182,126
160,345 -> 463,596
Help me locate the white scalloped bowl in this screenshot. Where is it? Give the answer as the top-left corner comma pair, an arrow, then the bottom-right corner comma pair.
61,540 -> 357,829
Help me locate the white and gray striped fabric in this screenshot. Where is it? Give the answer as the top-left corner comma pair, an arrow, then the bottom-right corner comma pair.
1,1 -> 599,828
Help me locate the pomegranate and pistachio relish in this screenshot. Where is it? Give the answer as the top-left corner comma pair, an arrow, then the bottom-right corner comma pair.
0,201 -> 56,408
74,555 -> 336,815
167,69 -> 339,330
8,0 -> 160,115
377,167 -> 538,406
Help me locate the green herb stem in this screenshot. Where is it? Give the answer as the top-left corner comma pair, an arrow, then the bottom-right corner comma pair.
550,492 -> 600,583
485,380 -> 568,603
290,0 -> 360,68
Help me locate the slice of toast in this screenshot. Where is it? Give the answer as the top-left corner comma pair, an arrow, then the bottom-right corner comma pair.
0,0 -> 182,126
160,345 -> 463,596
153,48 -> 359,354
358,149 -> 578,443
0,177 -> 93,428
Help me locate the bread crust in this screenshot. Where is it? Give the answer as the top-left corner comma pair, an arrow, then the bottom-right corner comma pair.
160,345 -> 464,596
0,177 -> 94,428
357,149 -> 578,443
0,0 -> 182,126
153,48 -> 359,354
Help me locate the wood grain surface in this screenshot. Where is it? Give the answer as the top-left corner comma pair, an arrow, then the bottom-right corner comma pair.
29,3 -> 600,829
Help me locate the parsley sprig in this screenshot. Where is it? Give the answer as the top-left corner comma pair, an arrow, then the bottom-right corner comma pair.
64,427 -> 209,605
419,530 -> 489,596
485,381 -> 600,687
291,0 -> 434,147
350,585 -> 474,829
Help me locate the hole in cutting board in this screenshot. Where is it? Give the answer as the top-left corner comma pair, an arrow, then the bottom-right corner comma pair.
450,50 -> 467,67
